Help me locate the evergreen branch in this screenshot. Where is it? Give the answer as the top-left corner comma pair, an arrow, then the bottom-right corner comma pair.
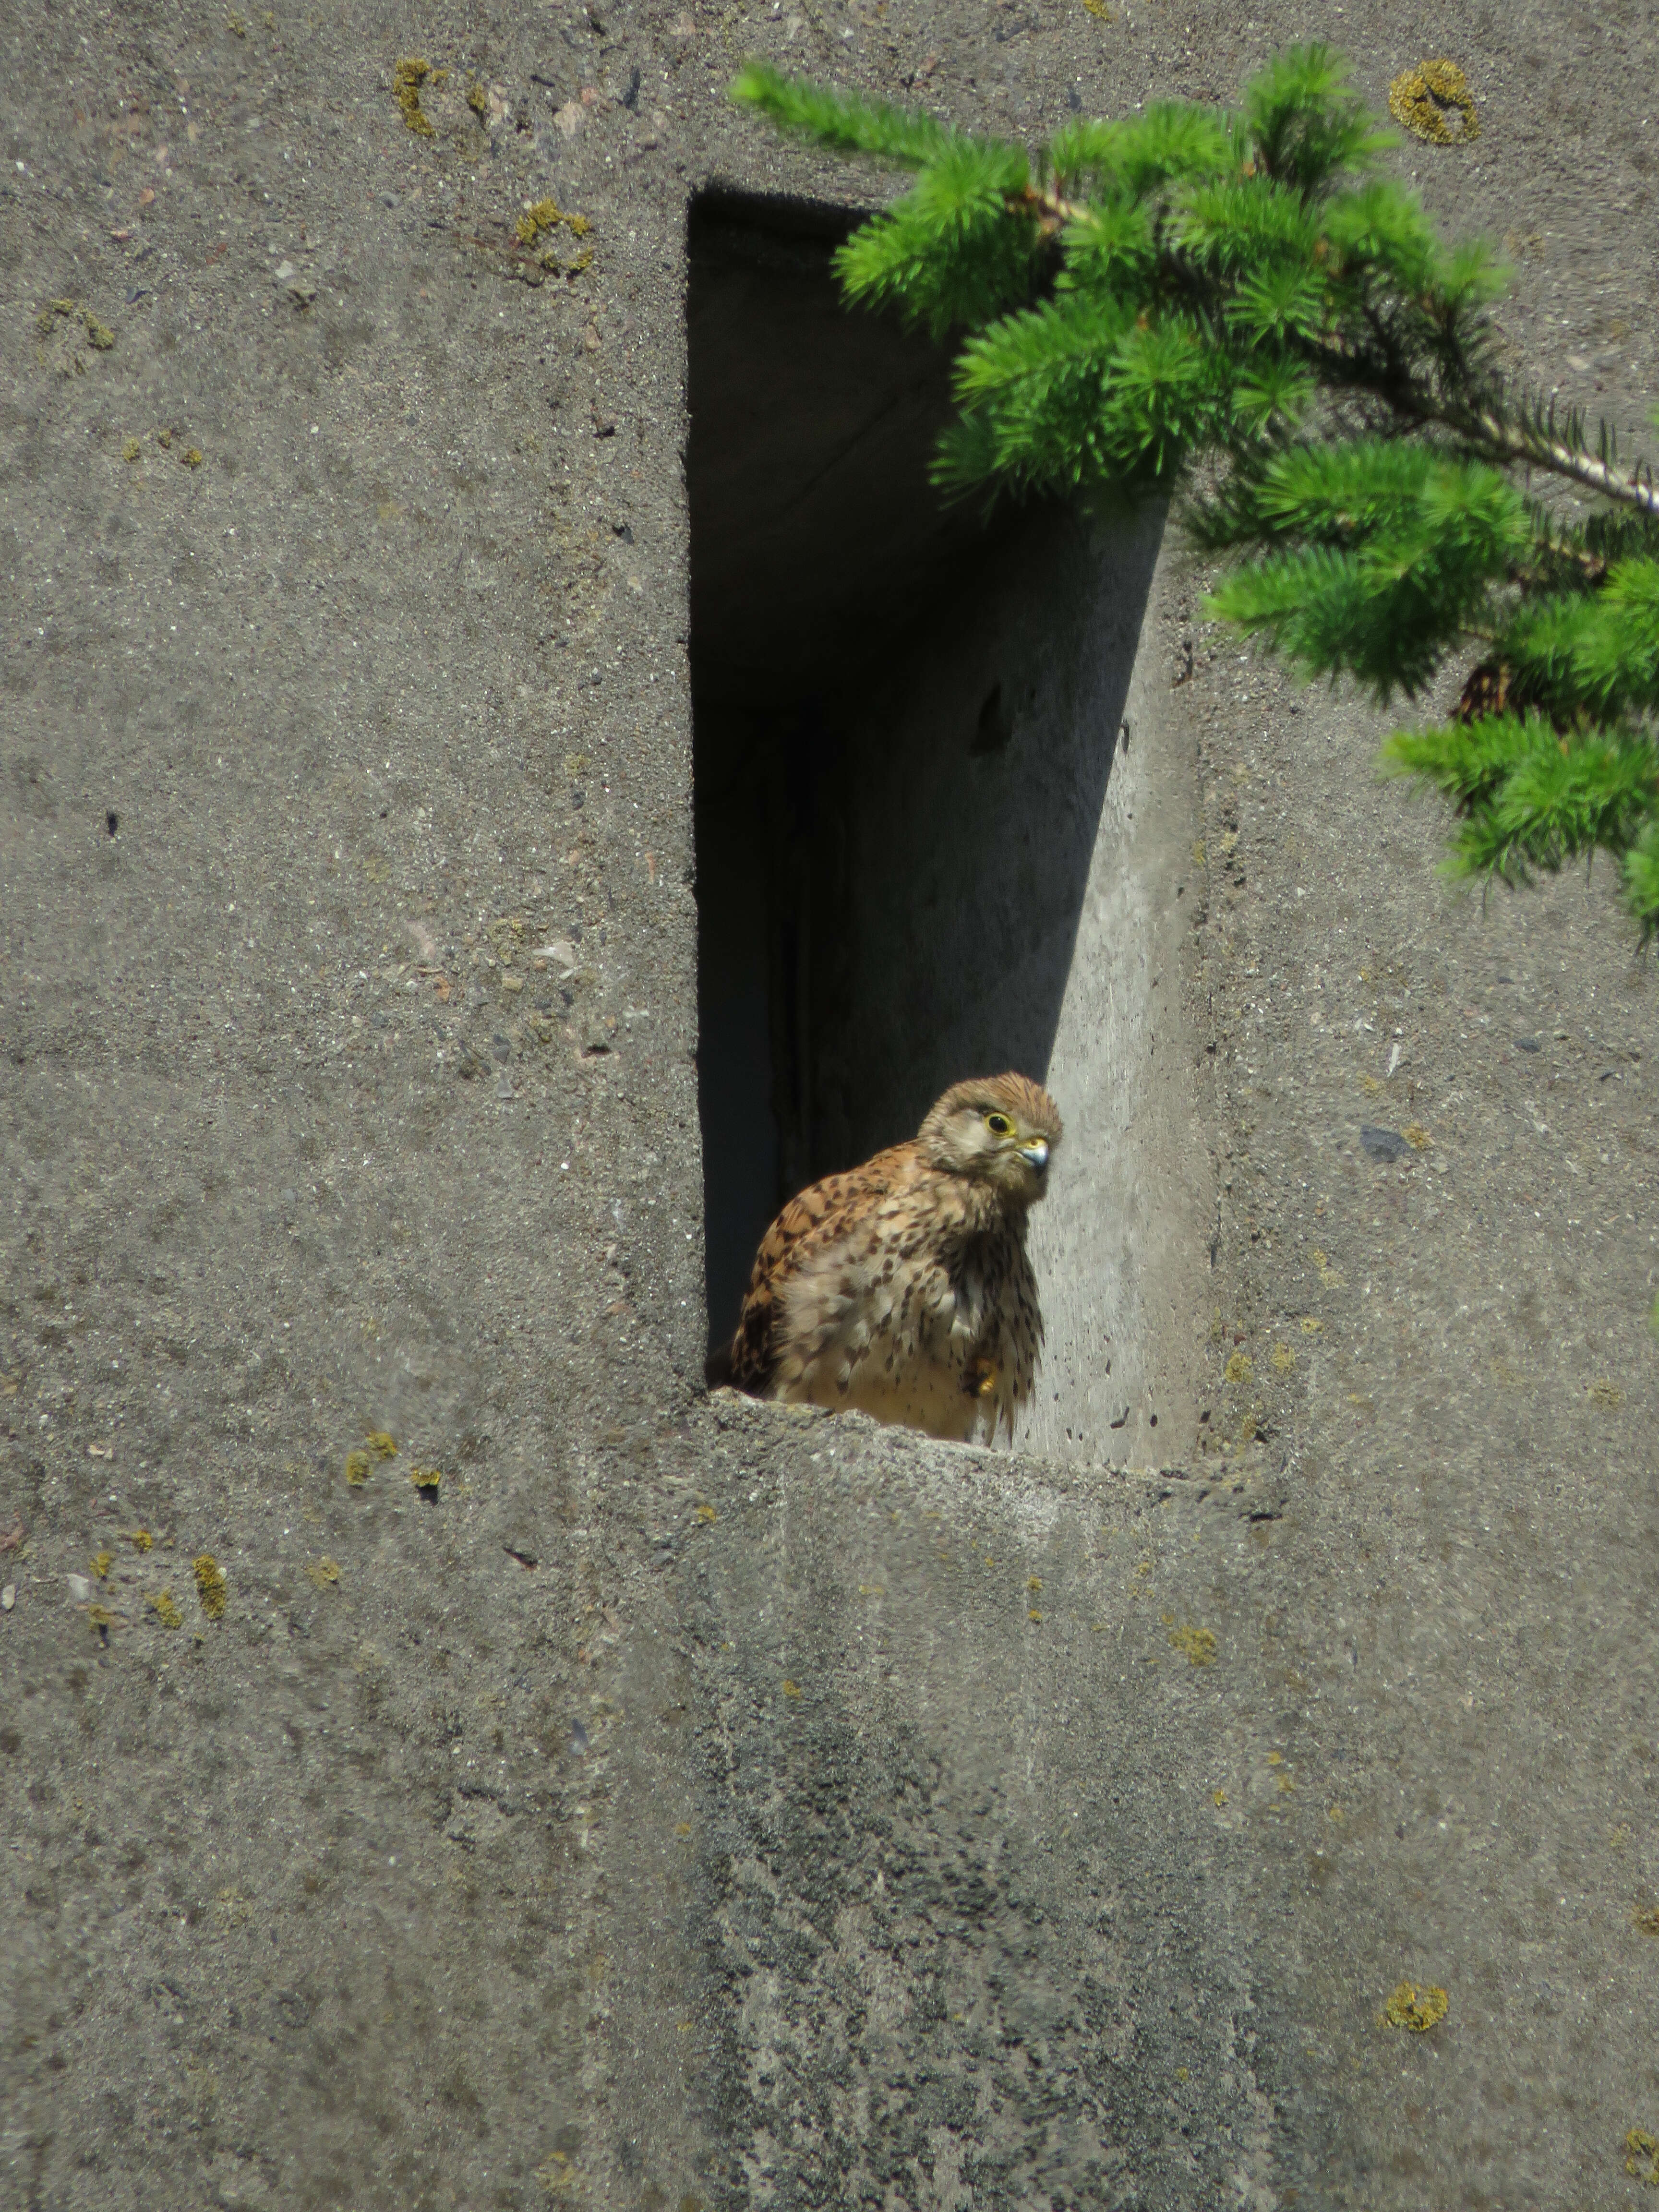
1443,733 -> 1657,884
1241,44 -> 1388,196
734,48 -> 1659,941
1451,402 -> 1659,517
729,63 -> 952,168
1502,556 -> 1659,718
834,139 -> 1038,338
1384,711 -> 1659,937
1624,816 -> 1659,939
1382,714 -> 1553,813
1045,104 -> 1232,201
1272,331 -> 1659,517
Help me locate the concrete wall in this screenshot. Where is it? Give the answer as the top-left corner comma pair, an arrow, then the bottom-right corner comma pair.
4,2 -> 1658,2209
1022,528 -> 1215,1469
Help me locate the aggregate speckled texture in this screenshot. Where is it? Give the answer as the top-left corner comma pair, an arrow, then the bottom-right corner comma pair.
2,0 -> 1657,2207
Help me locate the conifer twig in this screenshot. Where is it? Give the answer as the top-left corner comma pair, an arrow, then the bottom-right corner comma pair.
1451,409 -> 1659,517
738,48 -> 1659,939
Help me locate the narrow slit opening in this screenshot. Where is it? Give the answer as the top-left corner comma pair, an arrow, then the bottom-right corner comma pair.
688,187 -> 1185,1461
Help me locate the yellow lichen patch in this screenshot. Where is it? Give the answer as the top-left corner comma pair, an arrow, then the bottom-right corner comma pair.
305,1557 -> 341,1589
1628,2129 -> 1659,2183
366,1430 -> 398,1459
467,76 -> 488,118
394,55 -> 437,136
1169,1624 -> 1218,1667
344,1449 -> 372,1485
1028,1609 -> 1044,1623
1388,60 -> 1479,145
1269,1344 -> 1296,1374
1633,1905 -> 1659,1937
1383,1981 -> 1449,2032
1225,1352 -> 1253,1386
409,1466 -> 443,1492
1267,1751 -> 1284,1765
1299,1317 -> 1323,1335
227,9 -> 247,31
127,1528 -> 153,1552
193,1554 -> 228,1620
1081,0 -> 1113,18
536,2149 -> 583,2192
1402,1124 -> 1432,1150
91,1551 -> 112,1580
121,436 -> 142,462
694,1502 -> 717,1524
1026,1576 -> 1043,1593
40,299 -> 114,349
182,446 -> 203,469
1587,1377 -> 1623,1409
1359,1073 -> 1383,1096
149,1589 -> 183,1629
516,196 -> 563,245
1212,1788 -> 1227,1808
781,1678 -> 802,1699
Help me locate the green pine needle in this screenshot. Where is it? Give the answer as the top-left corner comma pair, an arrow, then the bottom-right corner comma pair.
729,63 -> 951,168
733,44 -> 1659,942
1622,815 -> 1659,939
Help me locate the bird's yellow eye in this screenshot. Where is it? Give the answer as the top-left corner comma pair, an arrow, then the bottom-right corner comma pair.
985,1112 -> 1014,1138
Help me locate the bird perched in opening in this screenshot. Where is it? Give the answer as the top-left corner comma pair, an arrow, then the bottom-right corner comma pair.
707,1073 -> 1062,1443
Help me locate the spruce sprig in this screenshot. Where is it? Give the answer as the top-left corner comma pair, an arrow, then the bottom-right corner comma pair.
732,46 -> 1659,939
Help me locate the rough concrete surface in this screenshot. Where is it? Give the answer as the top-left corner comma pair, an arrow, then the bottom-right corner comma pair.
2,0 -> 1657,2208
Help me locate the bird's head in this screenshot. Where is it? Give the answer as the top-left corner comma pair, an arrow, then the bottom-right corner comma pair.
918,1073 -> 1063,1207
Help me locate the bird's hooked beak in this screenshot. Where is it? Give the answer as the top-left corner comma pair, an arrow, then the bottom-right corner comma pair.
1019,1139 -> 1049,1174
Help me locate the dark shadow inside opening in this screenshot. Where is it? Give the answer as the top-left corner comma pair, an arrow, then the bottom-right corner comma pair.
688,187 -> 1158,1354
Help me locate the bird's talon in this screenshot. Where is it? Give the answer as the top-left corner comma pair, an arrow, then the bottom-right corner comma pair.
965,1355 -> 999,1398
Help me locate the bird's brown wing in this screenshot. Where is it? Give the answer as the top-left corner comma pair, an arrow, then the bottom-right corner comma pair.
721,1143 -> 918,1393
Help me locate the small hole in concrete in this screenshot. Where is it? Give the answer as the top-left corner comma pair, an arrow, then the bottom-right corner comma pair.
971,681 -> 1013,757
105,810 -> 120,836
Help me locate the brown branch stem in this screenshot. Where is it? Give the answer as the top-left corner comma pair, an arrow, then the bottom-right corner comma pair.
1454,410 -> 1659,518
1012,186 -> 1659,518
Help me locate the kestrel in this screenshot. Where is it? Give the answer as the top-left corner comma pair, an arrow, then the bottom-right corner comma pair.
707,1073 -> 1063,1443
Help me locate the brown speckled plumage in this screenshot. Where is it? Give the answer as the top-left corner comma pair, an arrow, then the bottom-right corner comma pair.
711,1073 -> 1063,1443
